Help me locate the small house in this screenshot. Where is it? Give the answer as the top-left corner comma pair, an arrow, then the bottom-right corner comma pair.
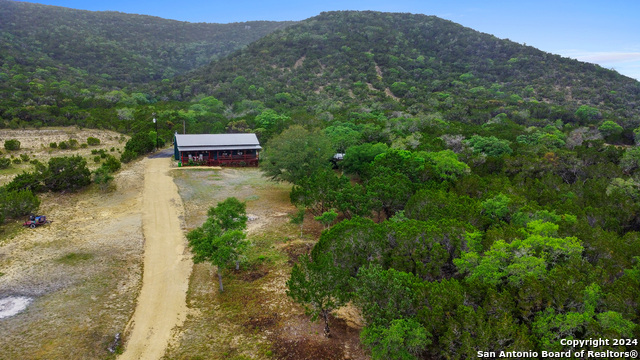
174,133 -> 261,166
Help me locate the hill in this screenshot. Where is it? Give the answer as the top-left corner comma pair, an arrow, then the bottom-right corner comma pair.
168,11 -> 640,127
0,0 -> 293,85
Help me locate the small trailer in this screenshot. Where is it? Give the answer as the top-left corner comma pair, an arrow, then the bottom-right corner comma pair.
23,215 -> 52,229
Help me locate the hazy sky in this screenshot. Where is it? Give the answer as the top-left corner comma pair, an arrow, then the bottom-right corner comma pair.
14,0 -> 640,80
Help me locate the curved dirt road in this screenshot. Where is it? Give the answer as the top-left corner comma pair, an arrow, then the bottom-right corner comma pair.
119,157 -> 192,360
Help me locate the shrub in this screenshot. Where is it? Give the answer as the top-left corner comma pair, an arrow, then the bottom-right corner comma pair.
20,154 -> 29,162
0,157 -> 10,169
43,156 -> 91,192
86,137 -> 101,146
5,172 -> 44,193
58,141 -> 69,149
120,150 -> 137,163
4,139 -> 20,151
12,158 -> 21,164
49,142 -> 58,148
94,156 -> 101,163
67,139 -> 79,149
0,188 -> 40,219
93,166 -> 114,192
101,155 -> 121,173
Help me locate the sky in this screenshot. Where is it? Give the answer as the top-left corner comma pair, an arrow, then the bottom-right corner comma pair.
13,0 -> 640,80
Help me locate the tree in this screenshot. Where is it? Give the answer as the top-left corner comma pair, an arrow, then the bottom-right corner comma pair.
465,135 -> 513,157
351,265 -> 425,325
598,120 -> 623,139
620,147 -> 640,173
341,142 -> 389,177
423,150 -> 470,182
261,125 -> 334,184
367,169 -> 414,219
187,197 -> 248,292
575,105 -> 601,123
454,221 -> 584,287
481,193 -> 512,222
314,209 -> 338,229
254,108 -> 290,140
124,131 -> 154,157
361,318 -> 431,360
286,253 -> 349,337
289,206 -> 305,237
324,124 -> 361,153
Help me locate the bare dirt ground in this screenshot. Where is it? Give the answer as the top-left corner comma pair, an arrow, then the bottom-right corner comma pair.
0,129 -> 144,359
166,167 -> 369,360
118,156 -> 192,360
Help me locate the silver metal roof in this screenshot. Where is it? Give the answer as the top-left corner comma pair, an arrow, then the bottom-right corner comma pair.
175,133 -> 262,152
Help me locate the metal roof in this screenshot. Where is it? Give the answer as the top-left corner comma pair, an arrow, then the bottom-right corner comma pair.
175,133 -> 261,152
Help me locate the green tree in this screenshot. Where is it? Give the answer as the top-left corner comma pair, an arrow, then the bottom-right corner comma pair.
465,135 -> 513,157
261,125 -> 334,184
289,206 -> 305,237
598,120 -> 623,139
481,193 -> 512,222
341,142 -> 388,177
254,108 -> 290,139
454,221 -> 583,287
620,147 -> 640,173
124,131 -> 154,157
575,105 -> 601,123
314,209 -> 338,229
361,318 -> 431,360
424,150 -> 470,182
187,197 -> 248,292
324,124 -> 361,153
367,169 -> 414,219
286,253 -> 349,337
351,265 -> 425,325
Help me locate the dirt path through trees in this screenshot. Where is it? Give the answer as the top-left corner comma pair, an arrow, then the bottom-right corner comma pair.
119,157 -> 192,360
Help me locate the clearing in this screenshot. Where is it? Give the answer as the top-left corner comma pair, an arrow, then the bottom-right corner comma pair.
165,167 -> 368,360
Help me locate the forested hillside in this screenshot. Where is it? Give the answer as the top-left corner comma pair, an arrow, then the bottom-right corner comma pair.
169,11 -> 640,126
0,0 -> 293,84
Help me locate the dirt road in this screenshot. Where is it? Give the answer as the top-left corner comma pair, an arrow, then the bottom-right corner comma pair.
119,157 -> 192,360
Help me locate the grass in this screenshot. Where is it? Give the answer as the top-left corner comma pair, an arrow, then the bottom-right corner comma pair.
56,252 -> 94,265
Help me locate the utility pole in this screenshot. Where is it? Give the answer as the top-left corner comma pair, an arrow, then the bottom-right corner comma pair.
152,113 -> 157,151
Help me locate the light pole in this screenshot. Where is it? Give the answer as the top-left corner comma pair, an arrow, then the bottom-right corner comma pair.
152,116 -> 157,151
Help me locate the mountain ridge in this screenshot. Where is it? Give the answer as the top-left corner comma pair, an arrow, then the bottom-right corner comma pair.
0,0 -> 295,84
166,10 -> 639,123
